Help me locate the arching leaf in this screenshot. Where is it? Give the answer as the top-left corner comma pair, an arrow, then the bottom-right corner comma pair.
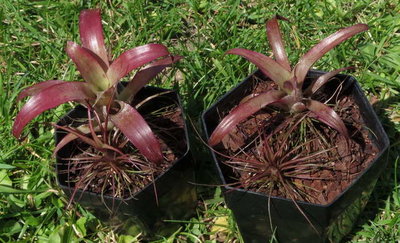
306,100 -> 349,138
54,122 -> 114,155
13,82 -> 94,139
118,55 -> 183,103
209,90 -> 286,146
109,101 -> 163,165
66,41 -> 110,91
226,48 -> 293,93
303,67 -> 353,96
17,80 -> 65,102
107,44 -> 170,85
295,24 -> 368,86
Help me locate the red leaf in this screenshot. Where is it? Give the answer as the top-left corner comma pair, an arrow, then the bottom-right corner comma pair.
13,82 -> 94,139
54,132 -> 79,155
266,16 -> 291,71
17,80 -> 65,102
79,9 -> 109,67
306,100 -> 349,138
209,90 -> 286,146
303,67 -> 354,96
54,122 -> 114,155
54,125 -> 100,152
118,55 -> 183,103
109,101 -> 163,165
295,24 -> 368,86
226,48 -> 293,93
66,41 -> 110,91
107,44 -> 170,85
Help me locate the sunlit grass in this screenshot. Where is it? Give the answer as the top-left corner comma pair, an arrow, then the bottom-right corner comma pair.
1,0 -> 399,242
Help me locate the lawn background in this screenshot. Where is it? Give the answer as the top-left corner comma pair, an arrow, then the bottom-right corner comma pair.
0,0 -> 399,242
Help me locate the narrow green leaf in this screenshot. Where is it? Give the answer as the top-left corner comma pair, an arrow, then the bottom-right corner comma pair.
0,164 -> 15,169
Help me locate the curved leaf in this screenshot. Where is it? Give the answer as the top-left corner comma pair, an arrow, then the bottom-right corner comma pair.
266,16 -> 291,71
17,80 -> 65,102
54,122 -> 114,155
304,67 -> 354,96
79,9 -> 109,67
107,44 -> 170,85
13,82 -> 94,139
118,55 -> 183,103
109,101 -> 163,165
66,41 -> 110,91
295,24 -> 368,85
306,100 -> 349,138
54,124 -> 121,155
226,48 -> 293,93
209,90 -> 286,146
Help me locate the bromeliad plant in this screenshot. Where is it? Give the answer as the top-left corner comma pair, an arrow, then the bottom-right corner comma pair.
208,16 -> 368,146
12,9 -> 182,197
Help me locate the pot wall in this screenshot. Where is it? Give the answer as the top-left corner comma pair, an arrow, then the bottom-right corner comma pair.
201,70 -> 389,242
55,87 -> 197,237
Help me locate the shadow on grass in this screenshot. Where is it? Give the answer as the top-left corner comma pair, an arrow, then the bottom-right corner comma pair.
344,95 -> 400,241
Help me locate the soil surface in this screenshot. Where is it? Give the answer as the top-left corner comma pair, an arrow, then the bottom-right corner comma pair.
216,74 -> 379,205
58,93 -> 187,199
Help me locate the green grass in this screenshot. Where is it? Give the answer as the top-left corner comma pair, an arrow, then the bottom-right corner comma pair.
1,0 -> 399,242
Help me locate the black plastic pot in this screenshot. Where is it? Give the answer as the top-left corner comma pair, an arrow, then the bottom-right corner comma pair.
201,70 -> 390,242
55,86 -> 197,237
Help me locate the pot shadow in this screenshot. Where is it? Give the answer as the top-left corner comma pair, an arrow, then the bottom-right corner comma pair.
343,95 -> 400,242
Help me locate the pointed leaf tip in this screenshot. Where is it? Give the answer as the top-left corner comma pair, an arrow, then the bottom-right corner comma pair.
13,82 -> 94,139
118,55 -> 183,102
16,80 -> 65,102
296,24 -> 368,86
226,48 -> 293,93
304,66 -> 354,96
107,44 -> 171,85
79,9 -> 109,66
209,90 -> 286,146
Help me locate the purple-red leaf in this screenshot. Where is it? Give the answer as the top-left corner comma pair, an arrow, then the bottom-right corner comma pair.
209,90 -> 286,146
17,80 -> 65,102
226,48 -> 293,93
118,55 -> 183,103
79,9 -> 109,67
109,101 -> 163,164
295,24 -> 368,85
13,82 -> 94,139
54,122 -> 114,155
266,16 -> 291,71
66,41 -> 110,91
107,44 -> 170,85
304,67 -> 354,96
306,100 -> 349,138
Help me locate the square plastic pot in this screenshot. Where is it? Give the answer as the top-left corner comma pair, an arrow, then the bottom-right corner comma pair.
55,86 -> 197,237
201,70 -> 389,242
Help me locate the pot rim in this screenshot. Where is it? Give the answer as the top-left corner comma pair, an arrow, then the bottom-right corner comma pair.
201,69 -> 390,208
55,85 -> 191,201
